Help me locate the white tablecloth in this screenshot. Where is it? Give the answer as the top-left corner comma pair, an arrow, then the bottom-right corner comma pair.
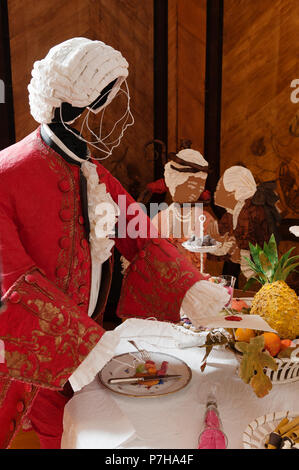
61,319 -> 299,449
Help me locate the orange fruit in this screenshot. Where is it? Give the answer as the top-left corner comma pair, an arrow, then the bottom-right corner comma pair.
235,328 -> 256,342
231,299 -> 249,312
280,339 -> 293,351
263,332 -> 281,357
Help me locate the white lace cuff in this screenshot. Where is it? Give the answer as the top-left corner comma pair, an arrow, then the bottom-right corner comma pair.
180,280 -> 230,328
69,330 -> 120,392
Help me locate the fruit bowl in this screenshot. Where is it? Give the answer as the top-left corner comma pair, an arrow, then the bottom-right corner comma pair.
201,319 -> 299,397
233,345 -> 299,385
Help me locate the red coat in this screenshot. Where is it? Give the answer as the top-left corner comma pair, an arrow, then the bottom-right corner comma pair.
0,128 -> 204,447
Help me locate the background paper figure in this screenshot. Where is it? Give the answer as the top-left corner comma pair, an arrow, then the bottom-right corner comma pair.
209,166 -> 282,285
152,149 -> 217,272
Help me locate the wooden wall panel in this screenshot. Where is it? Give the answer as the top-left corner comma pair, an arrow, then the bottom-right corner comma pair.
0,0 -> 15,150
7,0 -> 90,141
221,0 -> 299,219
87,0 -> 154,196
168,0 -> 207,154
168,0 -> 178,154
7,0 -> 154,196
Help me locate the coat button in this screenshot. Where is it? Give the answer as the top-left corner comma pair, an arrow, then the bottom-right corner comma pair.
16,401 -> 25,413
131,264 -> 137,272
139,250 -> 146,258
9,420 -> 16,432
81,261 -> 90,271
59,209 -> 72,221
24,383 -> 32,393
78,216 -> 84,225
81,239 -> 89,249
58,179 -> 71,192
25,274 -> 37,284
59,237 -> 71,249
56,267 -> 68,279
9,291 -> 21,303
153,239 -> 160,245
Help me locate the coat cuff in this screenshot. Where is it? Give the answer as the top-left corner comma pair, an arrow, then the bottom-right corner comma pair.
116,238 -> 206,322
69,330 -> 120,392
180,280 -> 230,328
0,268 -> 105,390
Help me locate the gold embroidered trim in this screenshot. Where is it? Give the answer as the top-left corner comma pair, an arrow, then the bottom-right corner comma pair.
0,378 -> 10,407
35,128 -> 92,306
117,240 -> 195,318
36,128 -> 77,293
0,269 -> 101,388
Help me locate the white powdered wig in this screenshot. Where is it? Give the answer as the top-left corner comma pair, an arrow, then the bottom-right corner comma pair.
164,149 -> 208,197
223,166 -> 257,201
290,226 -> 299,237
176,149 -> 208,167
28,37 -> 129,124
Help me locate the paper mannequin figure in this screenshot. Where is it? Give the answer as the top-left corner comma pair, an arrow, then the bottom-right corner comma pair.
151,149 -> 217,272
210,166 -> 282,280
0,38 -> 229,449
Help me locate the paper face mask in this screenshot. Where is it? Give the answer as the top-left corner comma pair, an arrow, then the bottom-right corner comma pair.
214,176 -> 238,212
164,149 -> 209,203
167,171 -> 208,203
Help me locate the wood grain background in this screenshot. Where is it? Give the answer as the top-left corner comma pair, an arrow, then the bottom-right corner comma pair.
221,0 -> 299,291
221,0 -> 299,219
168,0 -> 207,155
0,1 -> 15,150
7,0 -> 154,197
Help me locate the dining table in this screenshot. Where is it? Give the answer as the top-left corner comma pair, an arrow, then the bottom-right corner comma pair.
61,294 -> 299,450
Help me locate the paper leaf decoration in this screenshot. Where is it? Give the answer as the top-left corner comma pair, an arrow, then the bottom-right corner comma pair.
250,369 -> 273,398
199,331 -> 231,372
235,335 -> 278,398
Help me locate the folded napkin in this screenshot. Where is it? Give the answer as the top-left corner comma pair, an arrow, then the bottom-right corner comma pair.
61,380 -> 136,449
115,318 -> 207,349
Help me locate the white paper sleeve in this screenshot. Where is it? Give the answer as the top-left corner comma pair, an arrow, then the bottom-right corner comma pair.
69,330 -> 120,392
180,280 -> 276,332
180,280 -> 230,328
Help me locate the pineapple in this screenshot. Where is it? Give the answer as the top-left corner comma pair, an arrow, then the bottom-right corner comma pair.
243,234 -> 299,339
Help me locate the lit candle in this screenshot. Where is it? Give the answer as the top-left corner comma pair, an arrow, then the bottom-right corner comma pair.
198,214 -> 206,242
